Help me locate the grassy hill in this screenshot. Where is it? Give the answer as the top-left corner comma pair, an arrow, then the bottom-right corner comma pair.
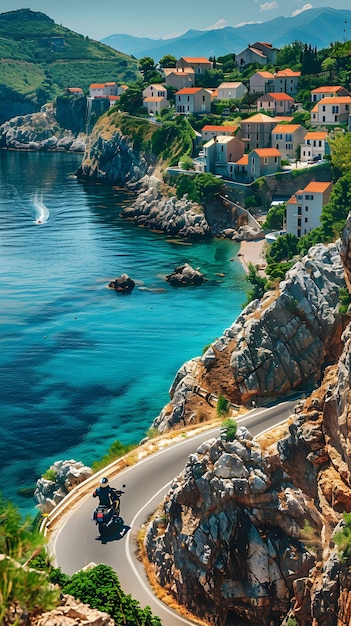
0,9 -> 140,112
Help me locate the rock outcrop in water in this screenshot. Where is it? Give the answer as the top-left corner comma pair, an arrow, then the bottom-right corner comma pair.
166,263 -> 204,287
0,108 -> 86,151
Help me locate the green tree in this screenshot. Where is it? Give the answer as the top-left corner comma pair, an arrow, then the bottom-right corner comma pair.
63,563 -> 161,625
119,82 -> 144,115
220,418 -> 237,440
334,512 -> 351,562
139,56 -> 155,76
262,203 -> 286,231
320,173 -> 351,240
216,395 -> 230,417
0,495 -> 59,624
266,233 -> 299,264
158,54 -> 177,68
243,262 -> 267,306
328,132 -> 351,180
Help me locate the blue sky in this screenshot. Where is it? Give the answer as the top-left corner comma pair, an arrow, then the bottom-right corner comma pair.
1,0 -> 350,40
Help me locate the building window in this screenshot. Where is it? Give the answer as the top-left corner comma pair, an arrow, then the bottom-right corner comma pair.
264,157 -> 268,164
305,217 -> 308,223
298,207 -> 302,216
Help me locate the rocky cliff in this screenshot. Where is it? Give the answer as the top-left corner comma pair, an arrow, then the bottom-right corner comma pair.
0,107 -> 86,151
153,242 -> 346,433
144,228 -> 351,625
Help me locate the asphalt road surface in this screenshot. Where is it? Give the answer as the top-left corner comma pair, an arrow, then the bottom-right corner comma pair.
52,399 -> 299,625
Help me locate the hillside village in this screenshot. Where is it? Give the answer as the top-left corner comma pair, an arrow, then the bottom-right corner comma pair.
73,39 -> 351,241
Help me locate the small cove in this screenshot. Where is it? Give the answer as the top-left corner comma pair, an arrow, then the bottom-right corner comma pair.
0,150 -> 248,515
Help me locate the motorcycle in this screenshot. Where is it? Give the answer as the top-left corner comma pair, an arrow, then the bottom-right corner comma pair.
93,484 -> 125,536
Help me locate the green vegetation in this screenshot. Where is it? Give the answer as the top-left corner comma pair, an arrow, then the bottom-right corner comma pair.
339,287 -> 351,315
63,564 -> 161,625
262,203 -> 286,231
92,439 -> 137,472
216,394 -> 231,417
174,172 -> 223,205
152,116 -> 195,165
42,468 -> 58,482
334,512 -> 351,562
243,263 -> 268,307
0,494 -> 59,623
0,8 -> 139,108
220,418 -> 238,441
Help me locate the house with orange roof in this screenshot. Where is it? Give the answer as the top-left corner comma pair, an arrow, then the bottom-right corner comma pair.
271,124 -> 307,160
240,113 -> 279,150
162,67 -> 195,89
89,82 -> 118,98
63,87 -> 84,95
201,125 -> 239,142
273,69 -> 301,96
249,71 -> 275,94
176,57 -> 213,75
248,148 -> 281,181
143,96 -> 169,116
286,181 -> 332,237
175,87 -> 211,114
236,42 -> 277,69
227,154 -> 249,181
203,135 -> 245,176
257,92 -> 294,116
300,131 -> 330,163
311,96 -> 351,125
217,81 -> 247,100
311,85 -> 350,103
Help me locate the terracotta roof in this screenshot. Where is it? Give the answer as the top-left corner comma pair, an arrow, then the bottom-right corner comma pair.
241,113 -> 276,123
105,82 -> 117,86
218,82 -> 244,88
254,71 -> 274,78
163,67 -> 194,75
236,155 -> 249,165
108,95 -> 119,101
263,92 -> 294,101
272,124 -> 303,133
248,47 -> 266,58
275,69 -> 301,77
304,131 -> 328,140
202,125 -> 238,132
315,96 -> 351,104
176,87 -> 203,95
147,84 -> 166,90
66,87 -> 83,93
180,57 -> 211,63
303,181 -> 332,193
252,148 -> 281,157
143,97 -> 166,102
287,195 -> 298,204
311,85 -> 348,93
90,83 -> 106,89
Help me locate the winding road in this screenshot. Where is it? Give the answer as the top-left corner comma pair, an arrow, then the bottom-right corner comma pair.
51,399 -> 298,625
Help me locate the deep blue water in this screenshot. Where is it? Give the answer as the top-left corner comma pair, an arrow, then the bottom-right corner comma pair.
0,150 -> 248,516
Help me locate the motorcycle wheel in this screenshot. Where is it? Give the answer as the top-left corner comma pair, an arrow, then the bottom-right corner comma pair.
98,521 -> 105,536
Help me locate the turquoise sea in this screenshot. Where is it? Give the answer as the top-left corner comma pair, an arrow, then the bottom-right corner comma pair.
0,150 -> 248,516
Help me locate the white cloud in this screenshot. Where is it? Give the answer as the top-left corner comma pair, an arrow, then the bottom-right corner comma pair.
235,20 -> 262,28
202,19 -> 228,31
259,1 -> 278,11
292,3 -> 313,16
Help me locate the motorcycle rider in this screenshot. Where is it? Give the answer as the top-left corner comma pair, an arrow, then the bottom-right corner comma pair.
93,477 -> 122,518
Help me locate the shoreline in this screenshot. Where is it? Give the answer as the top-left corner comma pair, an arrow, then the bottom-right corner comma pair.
238,239 -> 267,275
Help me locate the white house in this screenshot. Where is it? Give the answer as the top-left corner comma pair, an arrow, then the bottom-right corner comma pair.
162,67 -> 195,89
217,82 -> 247,100
142,84 -> 167,99
257,92 -> 294,116
273,69 -> 301,96
201,125 -> 239,142
271,124 -> 307,160
143,96 -> 169,115
236,42 -> 277,69
203,135 -> 244,176
176,57 -> 213,75
286,181 -> 332,237
311,85 -> 350,102
300,131 -> 330,163
311,96 -> 351,125
89,82 -> 118,98
175,87 -> 211,114
249,71 -> 274,94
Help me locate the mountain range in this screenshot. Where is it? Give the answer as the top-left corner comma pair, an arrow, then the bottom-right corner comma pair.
102,7 -> 351,60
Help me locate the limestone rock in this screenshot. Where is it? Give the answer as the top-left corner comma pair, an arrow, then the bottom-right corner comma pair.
165,263 -> 204,287
108,273 -> 135,293
34,460 -> 92,514
33,595 -> 114,626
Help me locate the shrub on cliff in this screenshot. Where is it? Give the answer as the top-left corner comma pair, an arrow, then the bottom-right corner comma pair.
151,116 -> 194,165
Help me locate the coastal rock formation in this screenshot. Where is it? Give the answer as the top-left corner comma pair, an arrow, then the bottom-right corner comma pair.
121,175 -> 211,239
166,263 -> 204,287
34,459 -> 92,514
153,242 -> 346,432
0,109 -> 86,151
108,273 -> 135,293
32,595 -> 114,626
76,130 -> 152,186
145,426 -> 317,625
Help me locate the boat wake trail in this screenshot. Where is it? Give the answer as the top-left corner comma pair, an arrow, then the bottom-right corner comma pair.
33,192 -> 49,224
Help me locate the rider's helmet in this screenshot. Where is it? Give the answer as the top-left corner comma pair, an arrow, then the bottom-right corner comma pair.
100,477 -> 109,487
